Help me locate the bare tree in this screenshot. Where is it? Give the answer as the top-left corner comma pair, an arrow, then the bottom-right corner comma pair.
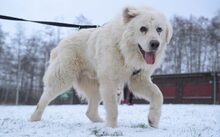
11,25 -> 26,105
209,11 -> 220,72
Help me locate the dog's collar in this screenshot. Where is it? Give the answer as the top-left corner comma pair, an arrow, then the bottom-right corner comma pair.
132,69 -> 141,76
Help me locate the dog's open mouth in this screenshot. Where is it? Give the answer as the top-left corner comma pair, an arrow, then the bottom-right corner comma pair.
138,44 -> 155,64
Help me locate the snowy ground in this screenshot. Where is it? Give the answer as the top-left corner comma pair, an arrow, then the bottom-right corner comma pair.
0,104 -> 220,137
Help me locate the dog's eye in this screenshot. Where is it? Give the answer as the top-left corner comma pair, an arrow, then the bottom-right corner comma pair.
156,27 -> 163,33
140,26 -> 148,33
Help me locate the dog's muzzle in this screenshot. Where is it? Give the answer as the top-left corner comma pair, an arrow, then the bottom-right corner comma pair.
138,44 -> 156,65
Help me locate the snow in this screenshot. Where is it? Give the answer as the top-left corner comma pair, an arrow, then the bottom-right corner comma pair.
0,104 -> 220,137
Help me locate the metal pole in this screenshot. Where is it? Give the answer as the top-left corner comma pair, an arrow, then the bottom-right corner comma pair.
213,72 -> 217,104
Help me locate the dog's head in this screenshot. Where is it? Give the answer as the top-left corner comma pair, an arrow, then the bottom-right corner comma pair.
120,6 -> 173,72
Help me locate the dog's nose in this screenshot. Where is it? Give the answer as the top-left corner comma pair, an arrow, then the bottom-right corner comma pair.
150,40 -> 160,50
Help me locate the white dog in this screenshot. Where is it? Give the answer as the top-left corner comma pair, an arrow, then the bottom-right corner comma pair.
30,6 -> 173,128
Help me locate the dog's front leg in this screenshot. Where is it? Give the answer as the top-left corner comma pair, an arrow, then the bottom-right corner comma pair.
128,74 -> 163,128
147,83 -> 163,128
99,79 -> 118,128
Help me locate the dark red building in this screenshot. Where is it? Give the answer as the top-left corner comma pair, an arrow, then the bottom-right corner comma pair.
133,72 -> 220,104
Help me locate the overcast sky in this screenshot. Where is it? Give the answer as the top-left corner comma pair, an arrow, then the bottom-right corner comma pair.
0,0 -> 219,35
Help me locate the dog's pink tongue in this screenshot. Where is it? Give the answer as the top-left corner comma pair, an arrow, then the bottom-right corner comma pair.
144,52 -> 155,64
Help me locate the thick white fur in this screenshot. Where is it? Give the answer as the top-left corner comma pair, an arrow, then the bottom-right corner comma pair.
30,6 -> 173,128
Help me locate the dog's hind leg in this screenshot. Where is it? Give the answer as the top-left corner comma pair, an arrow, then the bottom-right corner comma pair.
74,76 -> 103,123
30,57 -> 78,122
30,87 -> 61,121
86,92 -> 103,122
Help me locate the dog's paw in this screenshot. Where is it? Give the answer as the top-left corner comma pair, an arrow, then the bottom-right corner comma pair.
106,120 -> 117,128
148,117 -> 158,128
30,112 -> 42,122
148,108 -> 161,128
86,112 -> 104,123
148,109 -> 161,128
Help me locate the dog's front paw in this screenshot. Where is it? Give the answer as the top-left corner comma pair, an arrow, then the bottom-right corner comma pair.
148,108 -> 161,128
106,120 -> 117,128
148,117 -> 159,128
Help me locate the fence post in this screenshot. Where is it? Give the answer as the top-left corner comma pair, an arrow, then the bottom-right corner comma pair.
213,72 -> 217,104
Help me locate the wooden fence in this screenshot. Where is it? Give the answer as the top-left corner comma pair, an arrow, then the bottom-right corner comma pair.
134,72 -> 220,104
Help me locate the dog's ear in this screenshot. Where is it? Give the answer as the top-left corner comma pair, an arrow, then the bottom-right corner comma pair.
166,21 -> 173,44
123,6 -> 139,23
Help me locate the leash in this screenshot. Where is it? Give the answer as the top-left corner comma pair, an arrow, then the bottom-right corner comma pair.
0,15 -> 99,29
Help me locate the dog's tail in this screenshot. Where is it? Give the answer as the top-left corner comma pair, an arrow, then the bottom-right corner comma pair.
49,49 -> 58,62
